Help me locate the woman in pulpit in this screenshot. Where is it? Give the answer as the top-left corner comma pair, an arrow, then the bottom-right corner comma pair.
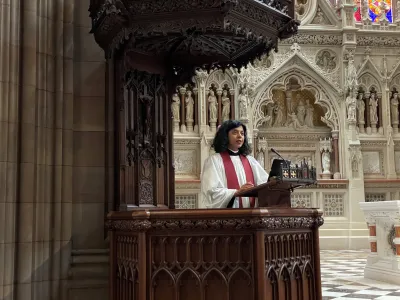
200,120 -> 269,209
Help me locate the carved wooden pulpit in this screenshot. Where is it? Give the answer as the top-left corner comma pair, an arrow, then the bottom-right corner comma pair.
87,0 -> 324,299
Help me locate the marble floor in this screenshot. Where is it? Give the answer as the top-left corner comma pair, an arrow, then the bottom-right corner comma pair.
321,250 -> 400,299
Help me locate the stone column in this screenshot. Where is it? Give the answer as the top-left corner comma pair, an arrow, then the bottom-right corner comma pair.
193,87 -> 198,133
0,1 -> 20,298
332,131 -> 341,179
179,87 -> 186,132
217,89 -> 222,125
229,88 -> 235,120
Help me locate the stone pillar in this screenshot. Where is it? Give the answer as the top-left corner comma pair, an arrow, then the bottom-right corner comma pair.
332,131 -> 341,179
217,89 -> 222,125
0,1 -> 20,298
230,88 -> 235,120
179,87 -> 186,132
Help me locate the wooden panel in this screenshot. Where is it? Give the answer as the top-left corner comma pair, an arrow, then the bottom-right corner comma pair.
107,208 -> 324,300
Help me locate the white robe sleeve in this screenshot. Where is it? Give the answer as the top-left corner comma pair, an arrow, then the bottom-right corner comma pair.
247,156 -> 269,185
200,154 -> 237,209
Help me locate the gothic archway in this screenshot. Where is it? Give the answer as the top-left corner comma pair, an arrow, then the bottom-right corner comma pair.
252,70 -> 340,131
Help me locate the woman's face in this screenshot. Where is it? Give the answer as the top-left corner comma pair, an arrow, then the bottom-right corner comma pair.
228,126 -> 245,151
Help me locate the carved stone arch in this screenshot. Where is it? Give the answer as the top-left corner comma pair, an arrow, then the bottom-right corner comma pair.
205,69 -> 235,89
252,69 -> 340,131
358,59 -> 382,85
298,0 -> 318,24
358,72 -> 382,94
390,73 -> 400,91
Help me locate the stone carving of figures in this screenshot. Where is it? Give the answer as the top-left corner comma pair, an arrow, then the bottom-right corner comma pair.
356,92 -> 365,123
221,90 -> 230,122
390,91 -> 399,124
185,90 -> 194,121
288,113 -> 308,130
304,99 -> 314,127
316,51 -> 336,72
208,90 -> 218,121
369,93 -> 378,124
346,92 -> 357,121
266,103 -> 274,127
322,152 -> 331,174
345,57 -> 358,91
296,97 -> 306,125
239,89 -> 249,119
171,93 -> 180,120
273,101 -> 285,127
313,8 -> 326,24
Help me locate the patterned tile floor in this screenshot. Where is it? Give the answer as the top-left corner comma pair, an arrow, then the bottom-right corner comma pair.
321,250 -> 400,299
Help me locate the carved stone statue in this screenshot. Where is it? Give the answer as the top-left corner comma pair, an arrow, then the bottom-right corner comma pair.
322,152 -> 331,174
273,101 -> 285,127
266,103 -> 274,127
185,90 -> 194,121
345,57 -> 358,92
390,91 -> 399,124
362,0 -> 370,21
171,93 -> 180,121
369,93 -> 378,124
346,92 -> 357,121
221,90 -> 230,122
397,0 -> 400,21
238,89 -> 249,119
356,92 -> 365,123
208,90 -> 218,121
304,99 -> 314,127
296,97 -> 306,125
288,112 -> 308,130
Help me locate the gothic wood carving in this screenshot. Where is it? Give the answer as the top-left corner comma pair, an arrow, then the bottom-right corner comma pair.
108,208 -> 323,300
89,0 -> 298,74
118,69 -> 173,208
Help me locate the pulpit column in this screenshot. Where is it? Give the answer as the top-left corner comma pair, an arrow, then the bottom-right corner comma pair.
368,223 -> 377,254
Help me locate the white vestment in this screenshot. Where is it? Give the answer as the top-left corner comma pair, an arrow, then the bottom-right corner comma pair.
200,153 -> 269,209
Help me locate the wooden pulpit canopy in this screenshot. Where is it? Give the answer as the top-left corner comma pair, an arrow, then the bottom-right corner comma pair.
89,0 -> 298,78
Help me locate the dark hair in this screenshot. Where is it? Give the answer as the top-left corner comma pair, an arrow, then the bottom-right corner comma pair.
211,120 -> 252,155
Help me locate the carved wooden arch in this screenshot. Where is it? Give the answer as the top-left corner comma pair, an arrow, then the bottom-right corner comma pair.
252,70 -> 340,131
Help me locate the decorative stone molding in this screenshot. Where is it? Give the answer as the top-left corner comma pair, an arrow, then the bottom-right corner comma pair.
280,34 -> 342,45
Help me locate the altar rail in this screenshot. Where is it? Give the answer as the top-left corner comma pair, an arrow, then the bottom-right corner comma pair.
106,208 -> 324,300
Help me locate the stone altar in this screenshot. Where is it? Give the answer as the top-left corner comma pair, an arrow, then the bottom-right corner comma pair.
360,201 -> 400,285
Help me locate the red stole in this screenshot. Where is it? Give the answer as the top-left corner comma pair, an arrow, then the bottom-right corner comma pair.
220,151 -> 256,208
